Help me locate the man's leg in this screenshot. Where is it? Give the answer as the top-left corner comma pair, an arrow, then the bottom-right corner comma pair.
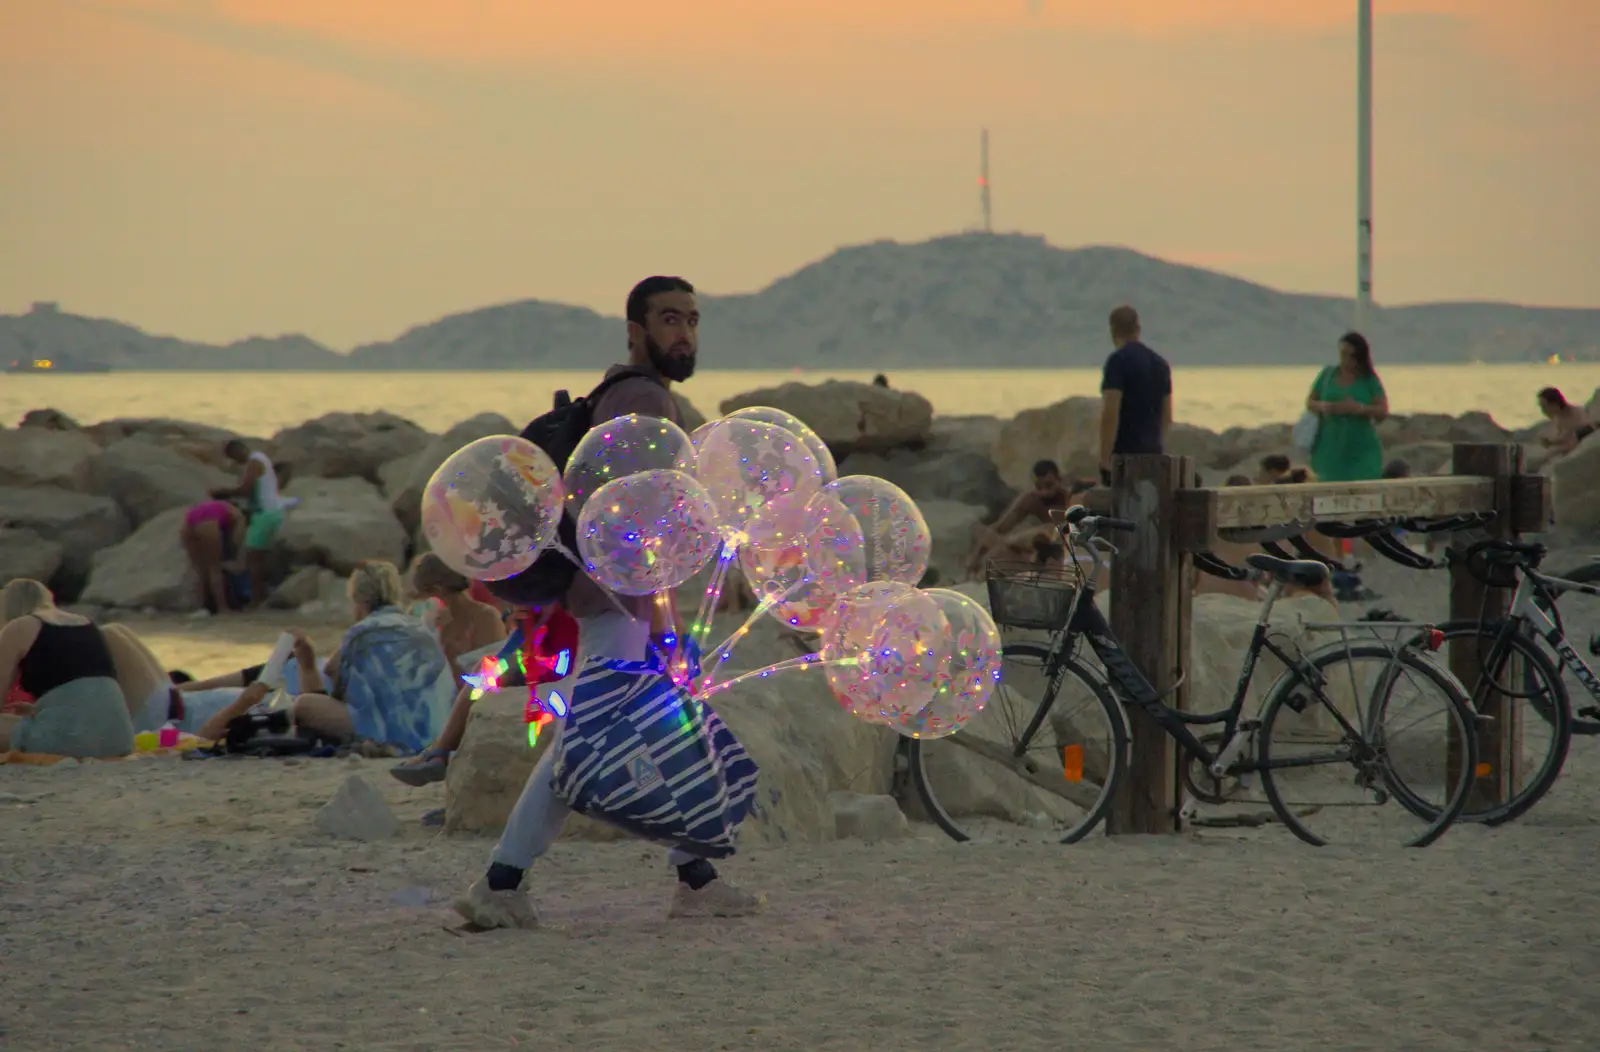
242,510 -> 284,610
454,745 -> 569,929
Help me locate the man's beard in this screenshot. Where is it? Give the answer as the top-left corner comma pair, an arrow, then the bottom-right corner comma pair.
646,334 -> 696,382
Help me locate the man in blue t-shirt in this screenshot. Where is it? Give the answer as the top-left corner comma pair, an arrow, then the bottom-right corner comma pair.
1098,305 -> 1173,485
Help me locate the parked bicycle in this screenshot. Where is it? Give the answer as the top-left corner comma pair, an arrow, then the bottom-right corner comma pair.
1393,538 -> 1587,826
908,506 -> 1480,848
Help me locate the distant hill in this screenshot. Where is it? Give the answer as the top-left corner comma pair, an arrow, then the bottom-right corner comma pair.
6,234 -> 1598,370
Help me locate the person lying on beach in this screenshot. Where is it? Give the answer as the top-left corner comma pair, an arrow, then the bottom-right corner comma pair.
407,553 -> 507,673
964,459 -> 1081,577
0,579 -> 135,758
179,499 -> 248,614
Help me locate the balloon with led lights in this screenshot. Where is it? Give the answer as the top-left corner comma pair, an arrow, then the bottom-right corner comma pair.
739,490 -> 867,631
873,588 -> 1001,740
820,580 -> 917,723
576,469 -> 720,596
420,435 -> 565,582
822,475 -> 931,586
693,418 -> 825,538
724,405 -> 838,485
689,421 -> 717,452
563,413 -> 696,518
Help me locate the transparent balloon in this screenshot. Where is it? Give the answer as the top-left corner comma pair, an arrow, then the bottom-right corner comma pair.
563,413 -> 696,518
822,475 -> 931,586
694,418 -> 825,537
724,405 -> 838,485
739,491 -> 867,631
875,588 -> 1002,740
420,435 -> 565,582
576,469 -> 720,596
689,421 -> 718,452
820,581 -> 917,724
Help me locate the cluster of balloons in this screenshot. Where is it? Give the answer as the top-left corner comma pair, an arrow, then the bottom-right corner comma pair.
418,404 -> 1001,740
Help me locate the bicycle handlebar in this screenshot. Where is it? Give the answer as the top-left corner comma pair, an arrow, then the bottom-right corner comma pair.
1060,504 -> 1135,534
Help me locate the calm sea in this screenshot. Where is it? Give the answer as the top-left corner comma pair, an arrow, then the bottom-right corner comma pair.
3,365 -> 1593,437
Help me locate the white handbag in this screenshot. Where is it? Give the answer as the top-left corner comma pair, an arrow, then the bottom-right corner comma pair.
1291,411 -> 1320,451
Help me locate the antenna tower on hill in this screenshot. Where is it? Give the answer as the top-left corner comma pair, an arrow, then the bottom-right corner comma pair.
978,128 -> 993,233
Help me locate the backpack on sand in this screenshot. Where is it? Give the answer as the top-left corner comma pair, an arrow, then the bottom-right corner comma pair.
486,369 -> 663,607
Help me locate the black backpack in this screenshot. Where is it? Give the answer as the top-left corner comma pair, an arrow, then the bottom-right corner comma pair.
485,368 -> 663,606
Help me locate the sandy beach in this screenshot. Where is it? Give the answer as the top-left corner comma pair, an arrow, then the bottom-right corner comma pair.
3,595 -> 1600,1052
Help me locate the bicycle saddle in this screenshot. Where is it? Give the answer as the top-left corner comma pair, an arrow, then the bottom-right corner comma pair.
1245,553 -> 1330,588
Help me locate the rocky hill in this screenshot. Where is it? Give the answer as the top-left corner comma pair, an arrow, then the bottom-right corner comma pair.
7,234 -> 1599,370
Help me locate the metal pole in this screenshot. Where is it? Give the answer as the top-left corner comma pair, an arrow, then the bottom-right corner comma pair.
1356,0 -> 1373,331
980,128 -> 992,233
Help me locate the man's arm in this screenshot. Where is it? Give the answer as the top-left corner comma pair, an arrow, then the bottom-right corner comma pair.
1098,390 -> 1122,478
211,459 -> 262,500
1161,395 -> 1173,449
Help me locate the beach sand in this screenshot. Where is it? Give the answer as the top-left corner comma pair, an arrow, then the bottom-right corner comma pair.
4,595 -> 1600,1051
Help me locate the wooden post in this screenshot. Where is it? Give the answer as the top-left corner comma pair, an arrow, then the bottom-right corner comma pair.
1447,442 -> 1523,809
1106,454 -> 1191,834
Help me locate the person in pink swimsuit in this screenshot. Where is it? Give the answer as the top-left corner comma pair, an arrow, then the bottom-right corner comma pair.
179,500 -> 246,614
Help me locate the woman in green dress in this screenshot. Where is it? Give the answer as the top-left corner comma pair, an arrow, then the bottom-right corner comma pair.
1306,331 -> 1388,482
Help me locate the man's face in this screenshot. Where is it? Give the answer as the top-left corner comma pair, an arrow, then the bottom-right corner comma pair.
1033,471 -> 1064,498
636,290 -> 699,382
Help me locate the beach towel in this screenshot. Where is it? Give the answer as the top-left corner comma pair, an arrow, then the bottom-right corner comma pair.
549,657 -> 759,859
9,676 -> 135,759
332,606 -> 457,754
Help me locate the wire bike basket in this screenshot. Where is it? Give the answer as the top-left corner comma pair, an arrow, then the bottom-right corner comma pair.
984,558 -> 1082,633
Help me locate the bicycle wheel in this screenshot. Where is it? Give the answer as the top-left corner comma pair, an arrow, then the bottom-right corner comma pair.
1423,620 -> 1572,825
1257,643 -> 1477,848
909,642 -> 1128,844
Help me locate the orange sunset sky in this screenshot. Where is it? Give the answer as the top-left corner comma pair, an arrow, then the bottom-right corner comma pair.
1,0 -> 1595,348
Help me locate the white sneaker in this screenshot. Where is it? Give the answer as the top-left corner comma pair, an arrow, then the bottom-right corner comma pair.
668,879 -> 767,919
453,877 -> 540,930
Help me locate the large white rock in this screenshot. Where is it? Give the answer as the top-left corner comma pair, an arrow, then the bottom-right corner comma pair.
0,427 -> 101,490
916,499 -> 989,584
80,507 -> 195,611
0,486 -> 131,596
0,528 -> 64,587
1550,436 -> 1600,532
271,411 -> 432,483
379,412 -> 516,535
720,380 -> 933,454
85,437 -> 233,526
315,775 -> 400,841
277,476 -> 409,573
81,418 -> 249,471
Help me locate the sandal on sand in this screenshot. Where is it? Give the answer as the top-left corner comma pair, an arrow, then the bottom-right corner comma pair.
390,746 -> 451,787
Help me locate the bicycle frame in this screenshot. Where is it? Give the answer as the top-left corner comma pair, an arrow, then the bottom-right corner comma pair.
1012,522 -> 1428,777
1511,569 -> 1600,704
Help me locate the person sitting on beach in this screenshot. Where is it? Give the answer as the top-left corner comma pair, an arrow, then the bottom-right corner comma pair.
407,552 -> 508,674
1382,459 -> 1412,479
391,602 -> 580,790
287,560 -> 457,753
211,441 -> 292,609
0,579 -> 135,758
1537,387 -> 1593,461
871,373 -> 890,388
1256,454 -> 1291,485
179,499 -> 248,614
964,459 -> 1079,577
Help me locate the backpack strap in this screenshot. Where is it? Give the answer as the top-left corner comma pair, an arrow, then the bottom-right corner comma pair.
585,367 -> 663,404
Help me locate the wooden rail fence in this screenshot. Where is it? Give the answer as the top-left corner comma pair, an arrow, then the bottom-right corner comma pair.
1093,442 -> 1553,834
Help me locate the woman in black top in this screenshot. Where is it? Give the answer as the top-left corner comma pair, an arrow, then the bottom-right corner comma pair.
0,579 -> 135,757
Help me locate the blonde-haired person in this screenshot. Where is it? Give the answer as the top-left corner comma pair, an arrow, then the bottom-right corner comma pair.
0,579 -> 135,757
408,552 -> 507,674
288,561 -> 457,752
